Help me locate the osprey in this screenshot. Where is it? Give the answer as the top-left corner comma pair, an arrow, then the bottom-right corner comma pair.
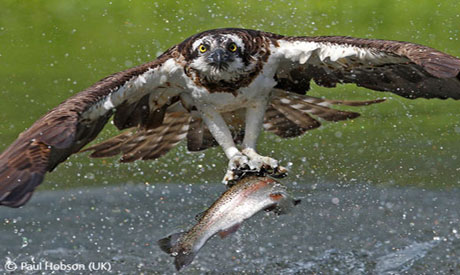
1,28 -> 459,207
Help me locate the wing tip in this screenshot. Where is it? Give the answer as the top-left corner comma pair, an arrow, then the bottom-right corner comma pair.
0,192 -> 34,208
0,173 -> 44,208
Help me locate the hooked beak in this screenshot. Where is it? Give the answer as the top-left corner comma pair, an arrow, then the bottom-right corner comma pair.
207,48 -> 231,69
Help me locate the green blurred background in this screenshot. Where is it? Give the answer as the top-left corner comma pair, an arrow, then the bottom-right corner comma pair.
0,0 -> 459,191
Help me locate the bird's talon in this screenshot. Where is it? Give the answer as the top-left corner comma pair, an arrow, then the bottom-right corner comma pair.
270,165 -> 288,178
223,152 -> 287,183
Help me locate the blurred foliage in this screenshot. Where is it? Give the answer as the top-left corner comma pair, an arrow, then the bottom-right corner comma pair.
0,0 -> 459,190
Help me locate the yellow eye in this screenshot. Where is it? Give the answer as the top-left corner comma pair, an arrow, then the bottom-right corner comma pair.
199,44 -> 207,53
228,43 -> 237,52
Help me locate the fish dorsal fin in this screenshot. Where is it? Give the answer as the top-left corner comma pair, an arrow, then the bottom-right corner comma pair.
218,223 -> 241,239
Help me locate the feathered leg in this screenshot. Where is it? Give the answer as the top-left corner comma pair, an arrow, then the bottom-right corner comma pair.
197,105 -> 251,183
241,98 -> 287,177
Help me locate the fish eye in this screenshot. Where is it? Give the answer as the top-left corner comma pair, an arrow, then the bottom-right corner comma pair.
228,43 -> 237,52
199,44 -> 208,53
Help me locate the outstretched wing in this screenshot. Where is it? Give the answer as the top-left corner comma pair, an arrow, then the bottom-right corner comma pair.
0,48 -> 186,207
270,35 -> 460,99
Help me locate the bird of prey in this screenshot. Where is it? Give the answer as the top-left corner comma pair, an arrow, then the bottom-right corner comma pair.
1,28 -> 459,207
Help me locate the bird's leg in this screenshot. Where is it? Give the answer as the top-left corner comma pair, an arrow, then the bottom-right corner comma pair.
241,100 -> 287,177
198,105 -> 251,183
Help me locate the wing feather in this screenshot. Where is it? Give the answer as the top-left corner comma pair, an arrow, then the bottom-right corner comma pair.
82,112 -> 191,163
272,35 -> 460,99
0,49 -> 184,207
265,90 -> 384,138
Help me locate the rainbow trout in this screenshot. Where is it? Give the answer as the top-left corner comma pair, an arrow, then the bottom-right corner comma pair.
158,175 -> 300,271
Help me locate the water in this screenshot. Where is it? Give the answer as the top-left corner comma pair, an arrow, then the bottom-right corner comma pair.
1,181 -> 459,274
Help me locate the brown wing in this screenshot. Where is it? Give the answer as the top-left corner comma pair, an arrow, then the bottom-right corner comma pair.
82,111 -> 191,162
264,89 -> 384,138
271,35 -> 460,99
0,48 -> 185,207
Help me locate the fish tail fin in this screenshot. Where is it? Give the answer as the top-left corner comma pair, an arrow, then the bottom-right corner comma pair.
158,232 -> 196,271
174,249 -> 197,271
157,232 -> 184,254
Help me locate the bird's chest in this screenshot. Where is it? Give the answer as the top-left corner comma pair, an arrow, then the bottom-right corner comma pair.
188,74 -> 276,112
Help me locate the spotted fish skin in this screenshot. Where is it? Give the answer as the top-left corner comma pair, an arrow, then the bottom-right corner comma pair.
157,175 -> 299,271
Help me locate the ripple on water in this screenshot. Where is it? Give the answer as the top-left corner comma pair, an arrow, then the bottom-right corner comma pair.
0,182 -> 459,273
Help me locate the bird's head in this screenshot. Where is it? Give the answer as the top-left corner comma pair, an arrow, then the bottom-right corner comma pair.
183,31 -> 258,82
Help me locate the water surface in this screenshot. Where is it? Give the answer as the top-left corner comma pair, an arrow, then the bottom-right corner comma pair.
1,181 -> 459,274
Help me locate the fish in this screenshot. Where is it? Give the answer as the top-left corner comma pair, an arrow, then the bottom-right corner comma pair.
157,175 -> 300,271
